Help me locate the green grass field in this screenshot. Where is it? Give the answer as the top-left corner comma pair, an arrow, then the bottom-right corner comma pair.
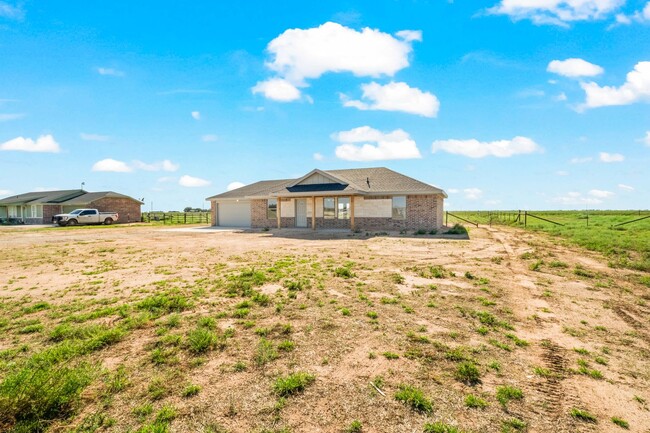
451,210 -> 650,272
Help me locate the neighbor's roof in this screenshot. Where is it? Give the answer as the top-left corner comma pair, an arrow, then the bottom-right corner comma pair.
57,191 -> 144,205
0,190 -> 143,205
0,189 -> 85,205
206,168 -> 446,200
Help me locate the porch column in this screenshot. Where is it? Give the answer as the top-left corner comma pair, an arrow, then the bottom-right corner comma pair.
311,196 -> 316,230
277,198 -> 281,229
350,196 -> 355,231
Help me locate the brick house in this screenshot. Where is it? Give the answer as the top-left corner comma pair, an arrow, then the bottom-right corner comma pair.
206,168 -> 447,231
0,189 -> 143,224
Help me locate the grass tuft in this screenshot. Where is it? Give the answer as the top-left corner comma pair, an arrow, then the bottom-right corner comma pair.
394,385 -> 433,413
273,372 -> 315,397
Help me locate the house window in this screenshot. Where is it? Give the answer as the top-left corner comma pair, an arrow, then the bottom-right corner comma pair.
267,198 -> 277,219
392,196 -> 406,220
30,205 -> 43,218
323,197 -> 336,219
8,206 -> 20,218
337,197 -> 350,219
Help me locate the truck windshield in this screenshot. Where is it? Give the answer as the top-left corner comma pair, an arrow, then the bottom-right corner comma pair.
69,210 -> 83,215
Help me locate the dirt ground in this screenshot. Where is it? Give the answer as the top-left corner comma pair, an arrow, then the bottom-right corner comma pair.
0,224 -> 649,433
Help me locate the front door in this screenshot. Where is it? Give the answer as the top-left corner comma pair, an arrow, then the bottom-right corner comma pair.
295,199 -> 307,228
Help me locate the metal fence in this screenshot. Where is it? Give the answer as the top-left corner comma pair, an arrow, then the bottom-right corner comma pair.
141,212 -> 211,225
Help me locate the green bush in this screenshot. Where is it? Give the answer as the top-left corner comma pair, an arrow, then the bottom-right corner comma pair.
446,224 -> 468,235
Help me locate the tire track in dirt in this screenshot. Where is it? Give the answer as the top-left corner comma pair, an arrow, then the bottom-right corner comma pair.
613,304 -> 650,344
484,227 -> 587,430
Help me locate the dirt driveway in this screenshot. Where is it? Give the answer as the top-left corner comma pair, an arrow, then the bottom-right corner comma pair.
0,225 -> 648,433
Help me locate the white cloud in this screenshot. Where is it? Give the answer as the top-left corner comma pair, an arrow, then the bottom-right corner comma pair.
0,189 -> 12,197
599,152 -> 625,162
132,160 -> 179,172
179,175 -> 211,188
642,131 -> 650,146
0,1 -> 24,20
0,113 -> 25,121
80,133 -> 109,142
254,22 -> 420,100
191,111 -> 201,120
0,134 -> 60,153
487,0 -> 625,26
579,62 -> 650,110
547,58 -> 604,77
588,189 -> 614,198
313,152 -> 324,161
554,92 -> 568,101
332,126 -> 422,161
227,181 -> 246,191
92,158 -> 132,173
431,136 -> 542,158
342,81 -> 440,117
201,134 -> 218,142
447,188 -> 460,194
97,67 -> 125,77
570,156 -> 593,163
556,170 -> 570,176
618,183 -> 635,191
464,188 -> 483,200
265,22 -> 418,84
395,30 -> 422,42
614,2 -> 650,24
251,78 -> 301,102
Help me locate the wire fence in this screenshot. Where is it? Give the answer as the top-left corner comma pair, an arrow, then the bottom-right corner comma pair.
447,210 -> 650,230
141,212 -> 211,225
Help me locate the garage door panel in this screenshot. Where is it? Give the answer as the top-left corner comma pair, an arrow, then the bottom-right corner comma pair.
218,201 -> 251,227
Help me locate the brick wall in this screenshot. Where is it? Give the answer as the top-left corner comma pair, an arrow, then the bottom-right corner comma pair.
315,217 -> 350,229
90,197 -> 141,223
280,217 -> 296,228
43,205 -> 62,224
354,194 -> 442,231
251,199 -> 277,228
211,202 -> 217,226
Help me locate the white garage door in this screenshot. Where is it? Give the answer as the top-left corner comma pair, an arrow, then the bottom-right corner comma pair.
217,201 -> 251,227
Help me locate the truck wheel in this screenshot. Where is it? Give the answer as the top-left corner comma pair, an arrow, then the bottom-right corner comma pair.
104,218 -> 113,225
58,221 -> 67,227
67,219 -> 77,226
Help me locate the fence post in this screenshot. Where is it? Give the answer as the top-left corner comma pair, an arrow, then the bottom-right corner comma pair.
445,211 -> 448,226
524,211 -> 527,228
184,213 -> 187,224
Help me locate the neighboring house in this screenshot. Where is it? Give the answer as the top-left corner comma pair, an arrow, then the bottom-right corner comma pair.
0,189 -> 143,224
206,167 -> 447,231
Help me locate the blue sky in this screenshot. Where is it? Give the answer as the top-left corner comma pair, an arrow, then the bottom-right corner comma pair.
0,0 -> 648,211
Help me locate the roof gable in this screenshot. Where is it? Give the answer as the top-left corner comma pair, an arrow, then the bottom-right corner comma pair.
287,169 -> 347,188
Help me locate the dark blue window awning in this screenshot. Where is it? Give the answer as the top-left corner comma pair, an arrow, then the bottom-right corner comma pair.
286,183 -> 348,193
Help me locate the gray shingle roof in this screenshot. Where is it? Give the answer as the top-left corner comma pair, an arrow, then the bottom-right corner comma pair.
0,189 -> 84,205
57,191 -> 144,205
0,190 -> 143,205
206,179 -> 293,200
206,168 -> 446,200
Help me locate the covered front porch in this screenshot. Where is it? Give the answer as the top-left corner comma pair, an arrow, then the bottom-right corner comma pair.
272,194 -> 358,231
